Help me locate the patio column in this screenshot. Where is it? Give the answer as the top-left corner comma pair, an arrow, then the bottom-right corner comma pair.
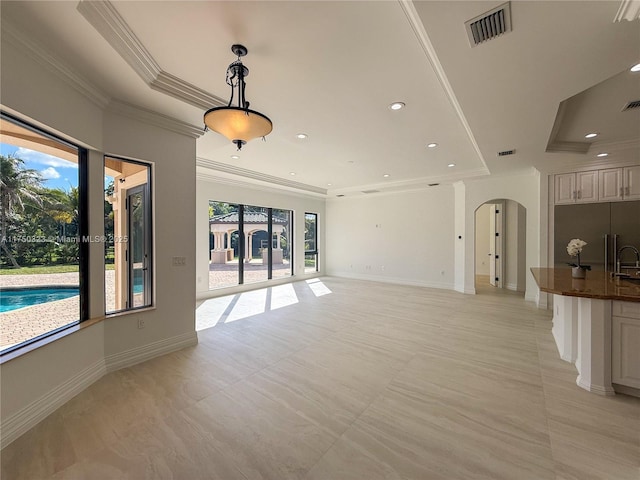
277,233 -> 281,249
245,232 -> 251,261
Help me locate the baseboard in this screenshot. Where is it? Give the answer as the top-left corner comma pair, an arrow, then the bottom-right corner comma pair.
613,383 -> 640,398
1,330 -> 199,450
527,290 -> 542,306
329,271 -> 453,291
1,358 -> 106,449
105,330 -> 198,372
576,375 -> 616,396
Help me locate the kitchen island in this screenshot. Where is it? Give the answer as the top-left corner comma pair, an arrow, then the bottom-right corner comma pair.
531,268 -> 640,396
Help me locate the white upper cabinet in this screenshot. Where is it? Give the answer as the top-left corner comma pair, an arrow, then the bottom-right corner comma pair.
555,166 -> 640,205
576,171 -> 598,202
555,171 -> 598,204
598,166 -> 640,202
623,165 -> 640,200
599,168 -> 623,201
555,173 -> 576,204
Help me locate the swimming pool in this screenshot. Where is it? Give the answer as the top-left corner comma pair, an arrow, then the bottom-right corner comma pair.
0,286 -> 79,313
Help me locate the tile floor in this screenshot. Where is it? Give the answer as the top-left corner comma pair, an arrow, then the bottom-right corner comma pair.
1,277 -> 638,479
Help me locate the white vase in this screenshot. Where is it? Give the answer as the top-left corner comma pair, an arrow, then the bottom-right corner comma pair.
572,266 -> 586,279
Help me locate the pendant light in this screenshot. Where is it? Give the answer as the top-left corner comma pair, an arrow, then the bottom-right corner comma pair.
204,44 -> 273,150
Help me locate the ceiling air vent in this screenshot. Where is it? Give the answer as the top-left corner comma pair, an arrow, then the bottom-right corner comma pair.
465,2 -> 512,47
498,149 -> 515,156
336,194 -> 345,198
428,183 -> 440,187
361,189 -> 380,194
622,100 -> 640,111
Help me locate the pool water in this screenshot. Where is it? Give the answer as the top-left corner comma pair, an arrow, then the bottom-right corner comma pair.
0,287 -> 79,313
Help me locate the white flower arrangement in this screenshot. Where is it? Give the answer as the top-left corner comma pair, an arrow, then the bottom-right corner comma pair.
566,238 -> 587,257
566,238 -> 590,270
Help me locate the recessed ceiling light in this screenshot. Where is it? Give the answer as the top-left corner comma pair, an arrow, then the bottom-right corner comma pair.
389,102 -> 405,111
383,174 -> 390,178
427,143 -> 438,148
230,155 -> 240,160
631,63 -> 640,72
596,153 -> 609,158
448,163 -> 456,168
327,183 -> 332,186
290,172 -> 296,176
584,133 -> 598,139
296,133 -> 308,139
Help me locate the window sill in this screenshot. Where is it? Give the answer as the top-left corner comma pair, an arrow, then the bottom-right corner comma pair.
105,305 -> 156,318
0,316 -> 104,365
0,305 -> 156,364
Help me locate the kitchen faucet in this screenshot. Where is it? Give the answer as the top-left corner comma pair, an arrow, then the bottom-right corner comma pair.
616,245 -> 640,275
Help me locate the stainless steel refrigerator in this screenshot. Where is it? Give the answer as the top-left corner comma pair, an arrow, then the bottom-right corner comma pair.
554,201 -> 640,271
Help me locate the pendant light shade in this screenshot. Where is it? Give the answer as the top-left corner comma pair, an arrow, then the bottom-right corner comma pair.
204,45 -> 272,150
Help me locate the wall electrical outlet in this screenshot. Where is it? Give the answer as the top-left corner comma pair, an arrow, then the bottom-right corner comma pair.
138,318 -> 145,329
172,256 -> 186,266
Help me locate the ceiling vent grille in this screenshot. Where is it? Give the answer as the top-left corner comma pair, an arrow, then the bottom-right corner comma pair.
465,2 -> 512,47
361,189 -> 380,194
622,100 -> 640,111
498,149 -> 515,156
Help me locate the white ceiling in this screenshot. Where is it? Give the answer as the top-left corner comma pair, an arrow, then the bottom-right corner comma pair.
1,1 -> 639,197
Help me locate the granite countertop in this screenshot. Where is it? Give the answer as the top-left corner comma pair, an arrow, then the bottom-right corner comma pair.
530,268 -> 640,302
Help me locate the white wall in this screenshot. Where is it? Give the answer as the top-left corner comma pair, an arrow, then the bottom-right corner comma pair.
102,112 -> 196,357
504,200 -> 527,292
196,177 -> 326,298
475,204 -> 491,276
325,187 -> 455,289
460,171 -> 542,302
1,35 -> 197,447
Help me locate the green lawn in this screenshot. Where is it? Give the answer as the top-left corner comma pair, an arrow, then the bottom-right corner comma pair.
0,264 -> 115,275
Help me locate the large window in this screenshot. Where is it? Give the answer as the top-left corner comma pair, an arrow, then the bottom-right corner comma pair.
0,112 -> 87,354
104,156 -> 152,313
209,201 -> 292,289
304,212 -> 318,273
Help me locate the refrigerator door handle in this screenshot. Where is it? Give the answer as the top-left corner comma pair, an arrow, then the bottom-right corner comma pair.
604,234 -> 609,272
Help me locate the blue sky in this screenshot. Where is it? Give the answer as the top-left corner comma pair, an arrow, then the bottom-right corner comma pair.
1,143 -> 78,191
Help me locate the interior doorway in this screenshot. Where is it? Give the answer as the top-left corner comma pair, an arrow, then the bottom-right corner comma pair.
474,199 -> 527,294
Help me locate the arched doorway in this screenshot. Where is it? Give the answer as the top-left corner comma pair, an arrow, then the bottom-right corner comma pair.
474,199 -> 527,295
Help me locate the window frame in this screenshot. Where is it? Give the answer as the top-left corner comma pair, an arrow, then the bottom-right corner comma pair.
103,154 -> 154,315
0,111 -> 88,356
208,200 -> 294,289
304,212 -> 318,273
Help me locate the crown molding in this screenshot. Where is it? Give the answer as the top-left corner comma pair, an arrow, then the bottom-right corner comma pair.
151,72 -> 224,111
196,157 -> 327,195
329,167 -> 490,196
614,0 -> 640,21
399,0 -> 490,177
543,159 -> 640,175
196,170 -> 327,200
77,0 -> 225,111
107,100 -> 204,139
196,170 -> 328,200
76,0 -> 160,83
545,100 -> 590,153
587,138 -> 640,154
1,20 -> 111,109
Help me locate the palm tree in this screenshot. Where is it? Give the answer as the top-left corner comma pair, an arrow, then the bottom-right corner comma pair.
0,154 -> 43,267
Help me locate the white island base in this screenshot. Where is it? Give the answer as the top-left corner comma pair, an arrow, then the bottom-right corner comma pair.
553,295 -> 640,396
